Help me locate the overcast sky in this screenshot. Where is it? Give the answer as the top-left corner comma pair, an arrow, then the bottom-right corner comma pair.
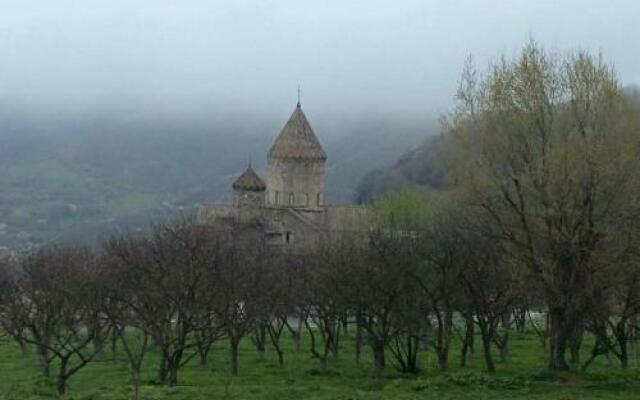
0,0 -> 638,120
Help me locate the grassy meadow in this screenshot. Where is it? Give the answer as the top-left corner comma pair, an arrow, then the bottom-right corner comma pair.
1,330 -> 639,400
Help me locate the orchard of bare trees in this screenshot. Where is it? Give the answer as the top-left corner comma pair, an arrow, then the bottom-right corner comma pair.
1,42 -> 640,396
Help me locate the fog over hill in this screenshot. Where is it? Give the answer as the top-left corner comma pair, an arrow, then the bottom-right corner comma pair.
355,85 -> 640,203
0,108 -> 430,247
1,0 -> 639,247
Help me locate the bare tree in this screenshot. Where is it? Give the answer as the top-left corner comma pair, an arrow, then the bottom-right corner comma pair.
0,255 -> 28,355
263,254 -> 296,367
413,213 -> 465,373
582,253 -> 640,370
7,247 -> 107,395
105,218 -> 220,386
333,230 -> 418,383
459,236 -> 519,372
303,252 -> 343,372
100,252 -> 152,396
212,225 -> 273,376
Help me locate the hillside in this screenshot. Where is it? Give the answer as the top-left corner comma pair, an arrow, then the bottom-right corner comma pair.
355,127 -> 444,203
0,110 -> 429,248
356,84 -> 640,203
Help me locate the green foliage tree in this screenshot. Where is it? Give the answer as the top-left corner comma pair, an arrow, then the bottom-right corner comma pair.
445,41 -> 640,371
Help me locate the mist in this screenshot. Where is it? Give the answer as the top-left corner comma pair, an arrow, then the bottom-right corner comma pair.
1,0 -> 639,122
0,1 -> 639,248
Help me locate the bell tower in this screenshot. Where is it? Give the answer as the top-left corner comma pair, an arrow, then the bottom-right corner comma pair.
266,102 -> 327,209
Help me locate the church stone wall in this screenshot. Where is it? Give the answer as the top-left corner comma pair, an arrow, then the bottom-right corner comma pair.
266,158 -> 325,208
198,103 -> 370,255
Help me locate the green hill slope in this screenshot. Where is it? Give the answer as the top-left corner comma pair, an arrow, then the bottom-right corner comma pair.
0,111 -> 430,247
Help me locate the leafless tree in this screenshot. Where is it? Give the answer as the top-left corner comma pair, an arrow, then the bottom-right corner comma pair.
5,247 -> 107,395
412,214 -> 465,373
0,255 -> 28,355
460,240 -> 519,372
303,250 -> 343,372
212,225 -> 274,376
334,230 -> 418,382
99,252 -> 152,396
105,218 -> 220,386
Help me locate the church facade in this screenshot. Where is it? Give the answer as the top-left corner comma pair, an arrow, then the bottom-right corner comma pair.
198,101 -> 369,252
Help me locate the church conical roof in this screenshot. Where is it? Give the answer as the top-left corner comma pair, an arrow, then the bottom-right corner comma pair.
268,103 -> 327,160
232,165 -> 266,191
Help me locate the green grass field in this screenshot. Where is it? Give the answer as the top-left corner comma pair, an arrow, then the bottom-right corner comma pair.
1,331 -> 639,400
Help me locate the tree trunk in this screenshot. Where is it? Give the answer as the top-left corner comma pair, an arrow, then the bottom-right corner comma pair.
569,327 -> 584,366
36,344 -> 50,377
196,336 -> 211,367
515,308 -> 527,333
275,346 -> 284,366
437,348 -> 450,372
167,363 -> 178,387
548,308 -> 570,371
293,316 -> 303,352
18,338 -> 27,355
111,329 -> 118,359
132,368 -> 141,400
354,316 -> 362,366
435,310 -> 452,372
292,330 -> 301,352
253,326 -> 267,362
619,332 -> 629,369
157,355 -> 168,384
329,324 -> 340,360
57,357 -> 68,395
199,348 -> 209,367
230,337 -> 240,376
498,331 -> 510,362
498,314 -> 511,362
372,341 -> 385,383
268,323 -> 285,367
319,355 -> 328,372
482,336 -> 495,372
93,328 -> 106,357
461,316 -> 474,367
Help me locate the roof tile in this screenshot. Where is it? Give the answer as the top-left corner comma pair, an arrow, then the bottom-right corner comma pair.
268,104 -> 327,160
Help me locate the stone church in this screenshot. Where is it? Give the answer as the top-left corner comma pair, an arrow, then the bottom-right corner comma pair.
198,101 -> 369,252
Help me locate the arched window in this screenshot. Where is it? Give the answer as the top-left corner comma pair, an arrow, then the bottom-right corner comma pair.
289,192 -> 295,205
275,191 -> 280,205
316,192 -> 322,206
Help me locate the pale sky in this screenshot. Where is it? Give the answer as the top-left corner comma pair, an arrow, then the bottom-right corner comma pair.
0,0 -> 638,120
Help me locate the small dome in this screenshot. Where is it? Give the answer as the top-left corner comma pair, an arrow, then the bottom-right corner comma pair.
232,165 -> 266,191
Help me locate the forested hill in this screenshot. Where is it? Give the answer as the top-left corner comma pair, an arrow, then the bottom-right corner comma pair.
356,84 -> 640,203
354,126 -> 444,203
0,108 -> 429,248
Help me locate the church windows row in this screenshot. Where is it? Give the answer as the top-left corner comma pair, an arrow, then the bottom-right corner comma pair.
270,191 -> 322,207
